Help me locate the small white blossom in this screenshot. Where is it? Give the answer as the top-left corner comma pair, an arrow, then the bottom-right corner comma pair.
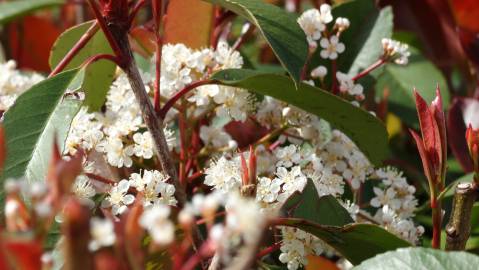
139,204 -> 175,246
336,72 -> 364,99
89,218 -> 116,251
335,17 -> 350,32
310,65 -> 328,79
297,9 -> 325,47
320,36 -> 345,60
96,137 -> 134,168
72,175 -> 96,208
381,38 -> 410,65
132,131 -> 155,159
204,156 -> 242,193
104,180 -> 135,215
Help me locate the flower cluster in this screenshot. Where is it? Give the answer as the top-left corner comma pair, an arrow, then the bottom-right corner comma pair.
0,60 -> 43,112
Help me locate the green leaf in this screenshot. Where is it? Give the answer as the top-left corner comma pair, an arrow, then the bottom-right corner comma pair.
376,49 -> 450,128
203,0 -> 308,85
0,0 -> 63,24
352,247 -> 479,270
284,180 -> 354,226
280,219 -> 411,265
50,21 -> 115,111
337,0 -> 393,75
1,69 -> 81,186
210,69 -> 389,165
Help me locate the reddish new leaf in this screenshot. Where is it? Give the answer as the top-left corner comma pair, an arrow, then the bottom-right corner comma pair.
414,90 -> 442,181
129,26 -> 156,57
410,129 -> 433,189
430,86 -> 447,181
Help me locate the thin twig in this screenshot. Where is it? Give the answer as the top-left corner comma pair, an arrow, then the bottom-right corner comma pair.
49,21 -> 99,77
159,80 -> 213,119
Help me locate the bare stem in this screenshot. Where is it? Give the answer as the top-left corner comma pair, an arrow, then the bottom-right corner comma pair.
431,197 -> 442,249
352,59 -> 386,82
445,182 -> 477,250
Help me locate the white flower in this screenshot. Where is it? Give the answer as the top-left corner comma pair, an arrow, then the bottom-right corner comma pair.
89,218 -> 116,251
297,9 -> 325,47
279,226 -> 324,270
213,87 -> 255,122
199,125 -> 234,149
319,36 -> 345,60
381,38 -> 410,65
276,166 -> 307,201
318,4 -> 333,24
311,168 -> 344,197
129,170 -> 176,207
256,177 -> 282,203
96,137 -> 134,168
139,204 -> 175,246
336,72 -> 364,98
72,175 -> 96,207
310,65 -> 328,79
204,156 -> 242,193
335,17 -> 350,31
275,145 -> 301,168
104,180 -> 135,215
132,131 -> 154,159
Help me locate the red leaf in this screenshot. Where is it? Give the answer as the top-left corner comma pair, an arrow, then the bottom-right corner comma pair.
431,86 -> 447,180
8,16 -> 61,72
414,90 -> 441,180
4,239 -> 43,270
129,26 -> 156,57
223,119 -> 268,149
410,129 -> 433,188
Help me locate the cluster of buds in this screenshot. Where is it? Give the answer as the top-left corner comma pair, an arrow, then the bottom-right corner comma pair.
381,38 -> 410,65
466,124 -> 479,183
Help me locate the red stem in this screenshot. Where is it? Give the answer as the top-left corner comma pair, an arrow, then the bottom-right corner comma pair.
180,242 -> 214,270
431,198 -> 442,249
232,23 -> 255,51
159,80 -> 213,119
331,60 -> 338,94
187,171 -> 204,183
85,173 -> 116,185
152,0 -> 164,112
352,58 -> 386,82
81,54 -> 120,68
49,21 -> 99,78
128,0 -> 147,27
86,0 -> 124,61
256,242 -> 281,259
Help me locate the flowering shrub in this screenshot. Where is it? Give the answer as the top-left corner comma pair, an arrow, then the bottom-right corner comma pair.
1,0 -> 479,269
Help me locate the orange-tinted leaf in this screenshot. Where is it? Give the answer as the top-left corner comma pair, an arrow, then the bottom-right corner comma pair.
129,26 -> 156,56
306,255 -> 340,270
451,0 -> 479,32
410,129 -> 433,189
4,239 -> 42,270
9,16 -> 61,72
163,0 -> 214,49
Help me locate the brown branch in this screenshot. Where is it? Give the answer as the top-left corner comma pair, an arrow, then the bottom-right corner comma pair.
445,182 -> 477,250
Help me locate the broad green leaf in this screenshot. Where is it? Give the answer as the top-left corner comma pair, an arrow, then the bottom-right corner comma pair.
336,1 -> 393,75
210,69 -> 389,165
376,49 -> 450,128
280,219 -> 411,265
310,0 -> 393,76
283,180 -> 354,226
50,21 -> 115,111
352,247 -> 479,270
1,69 -> 81,187
0,0 -> 63,24
204,0 -> 308,85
